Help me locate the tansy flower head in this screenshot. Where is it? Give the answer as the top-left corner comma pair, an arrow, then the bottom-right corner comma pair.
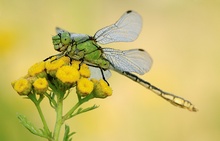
79,63 -> 91,78
56,66 -> 80,84
77,78 -> 94,96
71,60 -> 81,70
60,56 -> 71,64
49,56 -> 57,61
28,61 -> 46,77
33,78 -> 48,94
12,78 -> 32,95
92,79 -> 112,98
45,56 -> 70,76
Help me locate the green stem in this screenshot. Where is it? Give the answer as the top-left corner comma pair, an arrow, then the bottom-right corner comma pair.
29,93 -> 51,138
63,94 -> 94,121
63,101 -> 82,121
53,95 -> 64,141
35,104 -> 51,137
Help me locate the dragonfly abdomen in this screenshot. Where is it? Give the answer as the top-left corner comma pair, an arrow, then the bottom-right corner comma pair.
121,71 -> 198,112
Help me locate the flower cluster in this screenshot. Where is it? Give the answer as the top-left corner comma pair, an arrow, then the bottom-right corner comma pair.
12,56 -> 112,98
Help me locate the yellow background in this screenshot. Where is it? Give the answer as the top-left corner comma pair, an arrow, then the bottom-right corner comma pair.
1,0 -> 220,141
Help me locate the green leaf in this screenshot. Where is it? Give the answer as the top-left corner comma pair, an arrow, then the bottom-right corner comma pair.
17,114 -> 50,139
63,125 -> 76,141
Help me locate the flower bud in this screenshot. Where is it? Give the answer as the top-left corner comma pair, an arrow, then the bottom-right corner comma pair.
12,78 -> 32,95
45,56 -> 70,77
77,78 -> 94,97
28,61 -> 46,78
71,60 -> 81,70
56,65 -> 80,84
92,79 -> 112,98
33,78 -> 48,94
79,64 -> 91,78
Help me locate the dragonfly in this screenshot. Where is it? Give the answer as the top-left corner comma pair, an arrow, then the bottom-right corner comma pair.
47,10 -> 198,112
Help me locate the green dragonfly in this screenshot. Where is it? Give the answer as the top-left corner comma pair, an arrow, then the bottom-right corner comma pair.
48,10 -> 197,112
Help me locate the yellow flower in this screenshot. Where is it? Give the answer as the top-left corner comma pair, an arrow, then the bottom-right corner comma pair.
49,56 -> 57,61
79,64 -> 91,78
33,78 -> 48,94
45,56 -> 70,76
50,56 -> 70,64
77,78 -> 94,96
56,66 -> 80,84
92,79 -> 112,98
71,60 -> 81,70
91,79 -> 98,84
12,78 -> 32,95
60,56 -> 71,64
28,61 -> 46,77
99,79 -> 112,96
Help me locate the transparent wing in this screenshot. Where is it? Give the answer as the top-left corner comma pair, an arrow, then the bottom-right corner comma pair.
56,27 -> 65,34
88,66 -> 112,80
103,48 -> 152,75
56,27 -> 88,40
94,10 -> 142,44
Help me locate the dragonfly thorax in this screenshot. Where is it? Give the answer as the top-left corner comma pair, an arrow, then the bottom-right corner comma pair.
52,31 -> 111,70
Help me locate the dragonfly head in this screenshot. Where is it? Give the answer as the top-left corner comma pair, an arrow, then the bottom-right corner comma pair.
52,32 -> 72,52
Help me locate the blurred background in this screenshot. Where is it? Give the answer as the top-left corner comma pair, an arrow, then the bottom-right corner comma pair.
1,0 -> 220,141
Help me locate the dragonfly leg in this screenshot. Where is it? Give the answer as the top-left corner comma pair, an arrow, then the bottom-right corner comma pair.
77,59 -> 86,70
43,53 -> 66,62
100,68 -> 110,85
85,64 -> 110,85
43,55 -> 56,61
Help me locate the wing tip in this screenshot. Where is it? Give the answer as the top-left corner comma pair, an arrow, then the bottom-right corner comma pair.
138,48 -> 145,51
126,10 -> 133,14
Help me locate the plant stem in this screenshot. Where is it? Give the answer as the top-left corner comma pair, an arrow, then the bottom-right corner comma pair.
53,95 -> 63,141
63,94 -> 94,120
35,104 -> 51,137
29,93 -> 51,138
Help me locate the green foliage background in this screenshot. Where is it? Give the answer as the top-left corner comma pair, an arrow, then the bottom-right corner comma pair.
1,0 -> 220,140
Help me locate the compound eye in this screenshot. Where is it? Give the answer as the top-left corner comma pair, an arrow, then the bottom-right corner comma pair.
61,32 -> 71,45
